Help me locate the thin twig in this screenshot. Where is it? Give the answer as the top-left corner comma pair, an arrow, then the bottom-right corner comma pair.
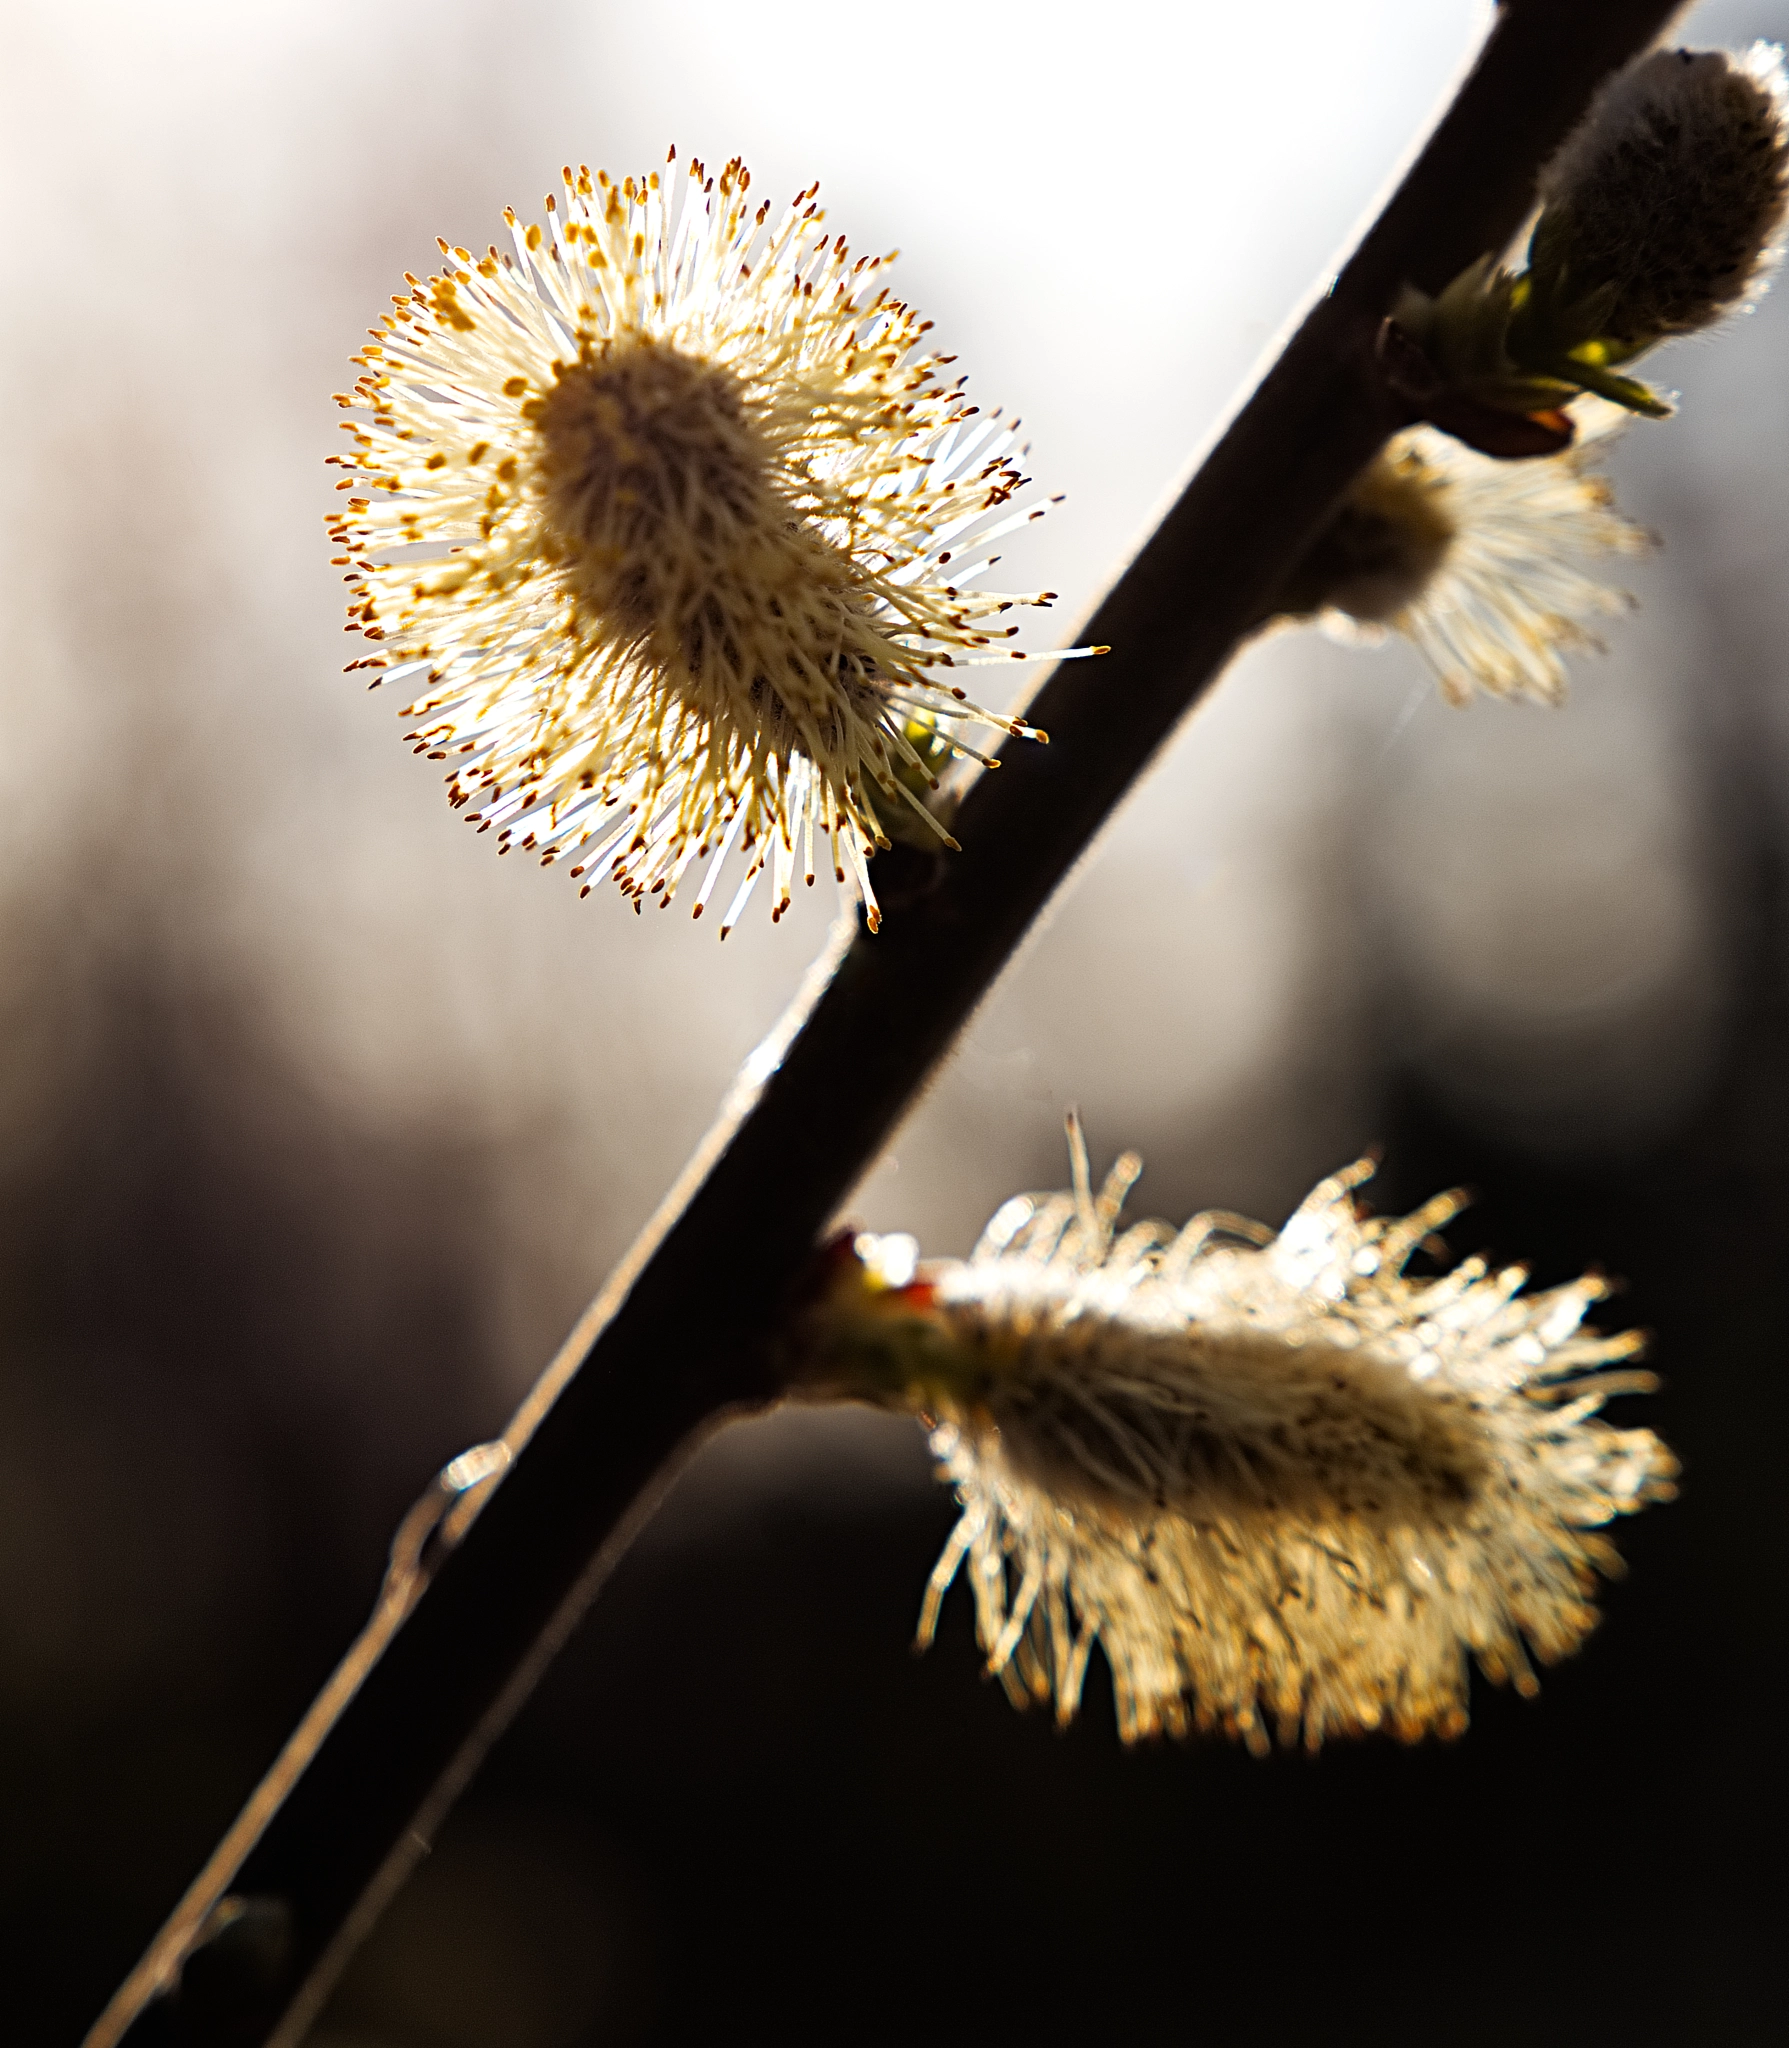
89,4 -> 1684,2040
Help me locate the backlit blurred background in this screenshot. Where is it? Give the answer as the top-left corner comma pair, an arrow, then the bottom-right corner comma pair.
2,0 -> 1784,2039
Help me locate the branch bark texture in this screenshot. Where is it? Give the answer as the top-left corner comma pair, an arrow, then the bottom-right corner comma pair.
92,4 -> 1685,2041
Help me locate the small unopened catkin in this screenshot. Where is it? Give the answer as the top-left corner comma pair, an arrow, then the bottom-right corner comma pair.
1535,43 -> 1789,348
1397,44 -> 1789,427
789,1127 -> 1675,1753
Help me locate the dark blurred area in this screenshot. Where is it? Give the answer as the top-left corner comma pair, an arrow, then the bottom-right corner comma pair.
4,871 -> 1783,2044
3,1 -> 1787,2042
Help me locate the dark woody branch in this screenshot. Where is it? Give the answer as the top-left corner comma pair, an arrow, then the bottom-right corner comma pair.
90,4 -> 1684,2042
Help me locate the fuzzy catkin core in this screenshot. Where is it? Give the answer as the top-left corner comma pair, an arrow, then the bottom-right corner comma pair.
534,339 -> 766,622
963,1314 -> 1490,1525
529,334 -> 910,767
1281,455 -> 1456,626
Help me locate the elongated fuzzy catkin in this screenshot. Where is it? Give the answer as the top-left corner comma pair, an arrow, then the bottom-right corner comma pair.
791,1132 -> 1675,1752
